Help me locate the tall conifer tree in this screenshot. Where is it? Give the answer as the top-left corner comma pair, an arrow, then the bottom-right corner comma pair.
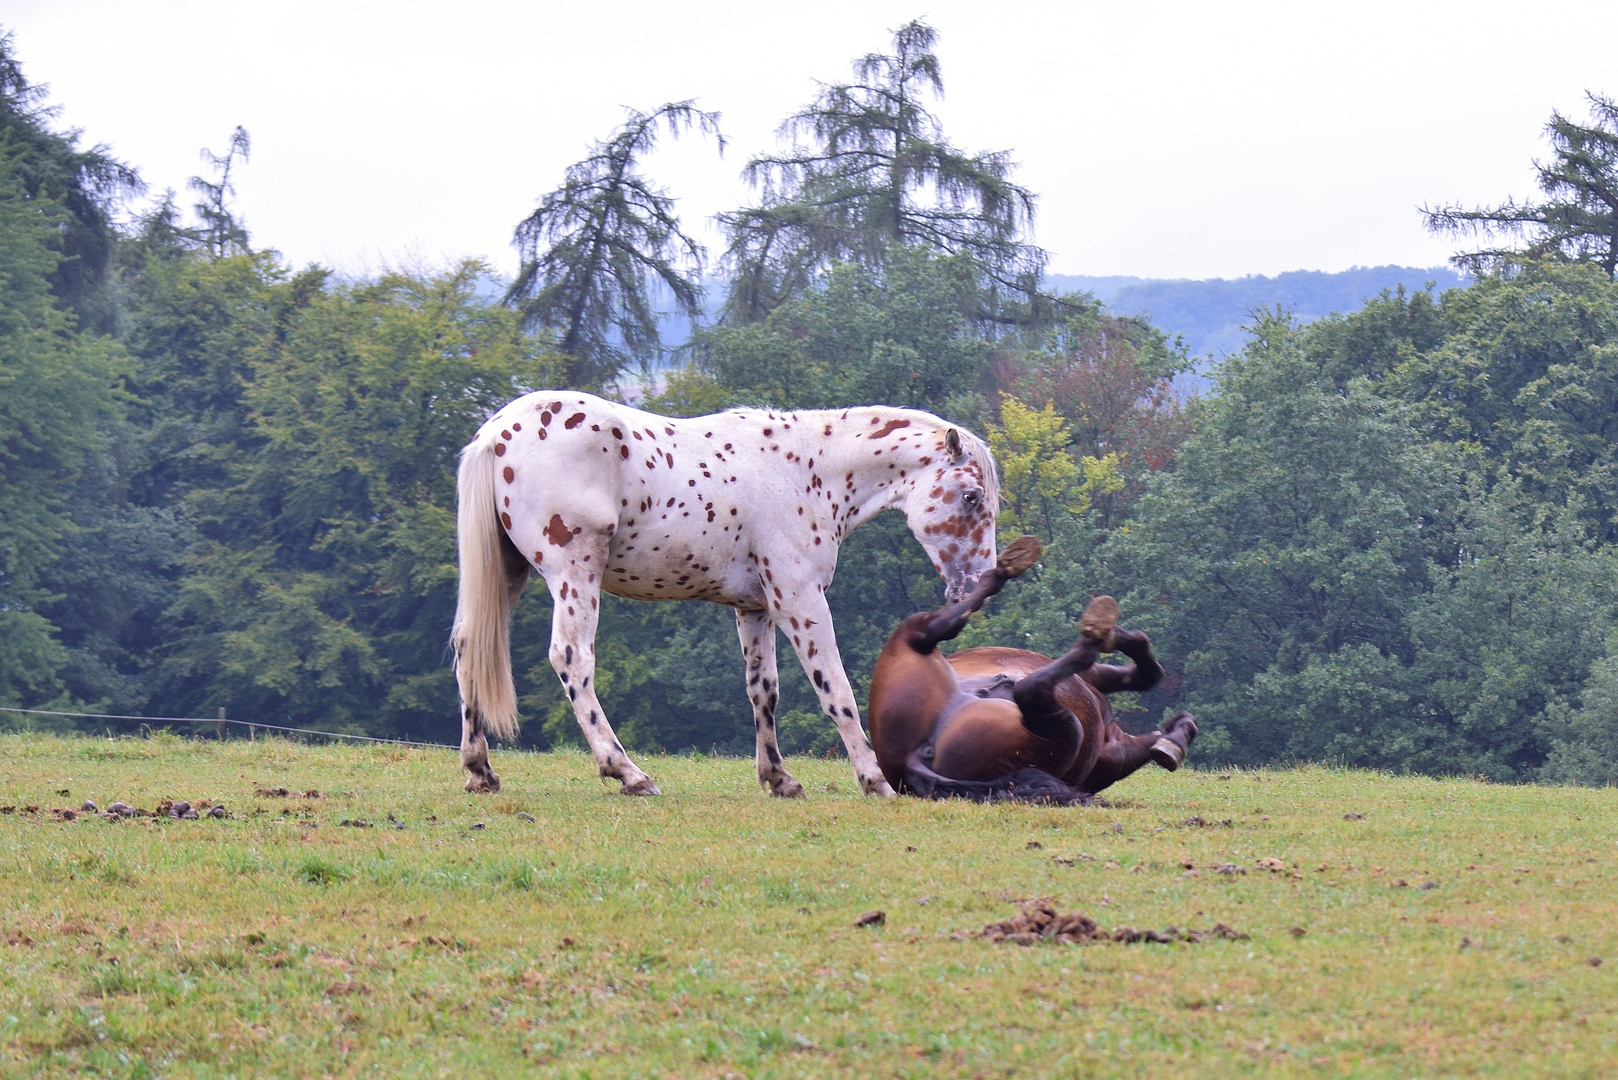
506,101 -> 722,389
1425,92 -> 1618,278
720,19 -> 1044,323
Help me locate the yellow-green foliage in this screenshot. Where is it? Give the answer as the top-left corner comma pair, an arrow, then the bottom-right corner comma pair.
1,734 -> 1614,1078
990,396 -> 1122,536
638,363 -> 731,418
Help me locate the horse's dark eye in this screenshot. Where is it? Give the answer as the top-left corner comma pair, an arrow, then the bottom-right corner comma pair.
963,490 -> 982,509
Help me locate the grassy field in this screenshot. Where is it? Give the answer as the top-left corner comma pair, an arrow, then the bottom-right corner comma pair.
0,734 -> 1614,1078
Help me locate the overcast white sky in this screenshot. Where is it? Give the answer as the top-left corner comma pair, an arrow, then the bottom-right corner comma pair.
7,1 -> 1617,280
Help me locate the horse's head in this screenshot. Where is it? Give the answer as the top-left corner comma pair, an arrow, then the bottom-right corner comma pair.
903,426 -> 1000,602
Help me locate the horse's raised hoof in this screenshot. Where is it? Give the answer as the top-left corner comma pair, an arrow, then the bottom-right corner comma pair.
1080,595 -> 1119,651
1149,738 -> 1185,771
464,770 -> 501,794
997,535 -> 1042,578
620,774 -> 662,796
768,775 -> 806,798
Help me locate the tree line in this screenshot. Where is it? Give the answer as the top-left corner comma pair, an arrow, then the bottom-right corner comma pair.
2,23 -> 1616,784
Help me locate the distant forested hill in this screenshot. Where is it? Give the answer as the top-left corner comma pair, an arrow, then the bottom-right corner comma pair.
654,266 -> 1467,367
1048,265 -> 1466,360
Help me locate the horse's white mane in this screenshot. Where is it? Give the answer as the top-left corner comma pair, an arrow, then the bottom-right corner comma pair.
720,403 -> 1000,517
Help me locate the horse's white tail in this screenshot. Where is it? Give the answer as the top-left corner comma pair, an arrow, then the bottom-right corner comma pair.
452,437 -> 519,741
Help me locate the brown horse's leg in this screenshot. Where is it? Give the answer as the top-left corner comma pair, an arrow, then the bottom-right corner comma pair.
1081,712 -> 1198,794
908,536 -> 1042,653
1010,596 -> 1117,739
1083,628 -> 1164,695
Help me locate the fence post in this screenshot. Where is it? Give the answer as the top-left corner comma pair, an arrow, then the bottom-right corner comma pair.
217,707 -> 226,741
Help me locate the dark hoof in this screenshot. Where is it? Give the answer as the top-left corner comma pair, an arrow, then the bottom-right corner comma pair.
620,775 -> 661,796
1150,738 -> 1185,771
1080,595 -> 1119,651
769,776 -> 806,798
996,535 -> 1042,577
1168,711 -> 1198,743
464,770 -> 501,794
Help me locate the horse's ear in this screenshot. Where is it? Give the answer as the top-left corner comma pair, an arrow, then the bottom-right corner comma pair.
945,428 -> 963,460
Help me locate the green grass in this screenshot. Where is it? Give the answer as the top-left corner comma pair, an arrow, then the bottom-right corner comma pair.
0,733 -> 1615,1078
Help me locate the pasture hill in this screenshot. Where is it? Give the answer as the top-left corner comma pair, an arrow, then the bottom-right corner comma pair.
2,734 -> 1615,1078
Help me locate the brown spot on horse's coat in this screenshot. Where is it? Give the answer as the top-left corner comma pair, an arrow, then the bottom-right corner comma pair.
544,514 -> 577,547
494,443 -> 506,457
620,445 -> 630,459
565,413 -> 586,429
870,418 -> 911,439
500,429 -> 512,440
501,512 -> 512,529
503,466 -> 515,483
511,422 -> 521,431
612,427 -> 623,440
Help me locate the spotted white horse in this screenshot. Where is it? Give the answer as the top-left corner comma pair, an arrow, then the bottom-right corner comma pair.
451,391 -> 1000,797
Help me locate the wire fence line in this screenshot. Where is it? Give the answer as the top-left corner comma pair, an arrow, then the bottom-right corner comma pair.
0,705 -> 457,750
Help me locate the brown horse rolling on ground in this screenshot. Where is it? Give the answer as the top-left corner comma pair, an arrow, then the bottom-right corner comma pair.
867,536 -> 1197,804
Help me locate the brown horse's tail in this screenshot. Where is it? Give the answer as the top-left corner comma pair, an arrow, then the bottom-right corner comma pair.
451,436 -> 520,742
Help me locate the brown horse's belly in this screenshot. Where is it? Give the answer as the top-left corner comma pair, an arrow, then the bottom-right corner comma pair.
931,698 -> 1073,780
945,646 -> 1051,681
944,646 -> 1108,785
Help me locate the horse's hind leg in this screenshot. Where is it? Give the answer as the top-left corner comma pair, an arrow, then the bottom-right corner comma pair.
736,610 -> 803,798
542,550 -> 659,796
1081,712 -> 1199,794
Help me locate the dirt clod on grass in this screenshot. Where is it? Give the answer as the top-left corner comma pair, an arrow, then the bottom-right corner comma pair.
326,981 -> 371,996
976,902 -> 1248,946
854,910 -> 886,928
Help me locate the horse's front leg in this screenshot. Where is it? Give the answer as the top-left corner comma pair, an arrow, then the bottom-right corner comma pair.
735,610 -> 804,798
778,593 -> 894,796
543,555 -> 659,796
